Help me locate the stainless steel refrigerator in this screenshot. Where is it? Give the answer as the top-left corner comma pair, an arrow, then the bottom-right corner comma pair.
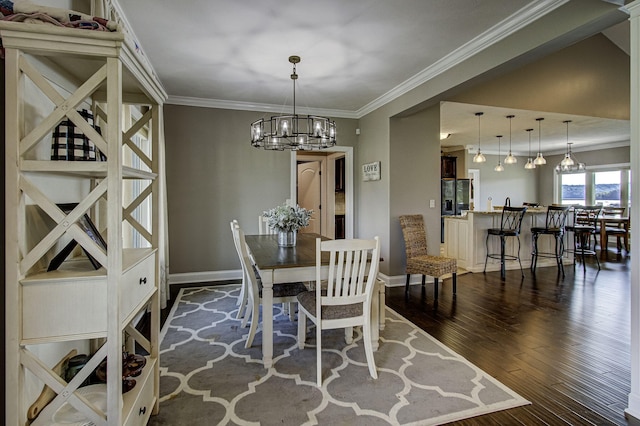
441,178 -> 470,242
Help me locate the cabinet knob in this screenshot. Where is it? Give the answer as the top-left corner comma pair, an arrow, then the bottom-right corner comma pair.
139,406 -> 147,416
139,277 -> 147,285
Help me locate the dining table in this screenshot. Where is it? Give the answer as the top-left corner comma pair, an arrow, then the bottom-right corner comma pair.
244,232 -> 385,368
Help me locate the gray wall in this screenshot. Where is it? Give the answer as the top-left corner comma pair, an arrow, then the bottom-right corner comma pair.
465,151 -> 539,208
389,107 -> 441,275
450,34 -> 630,121
163,105 -> 358,274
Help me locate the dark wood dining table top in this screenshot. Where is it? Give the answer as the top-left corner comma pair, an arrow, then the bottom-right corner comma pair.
244,233 -> 331,270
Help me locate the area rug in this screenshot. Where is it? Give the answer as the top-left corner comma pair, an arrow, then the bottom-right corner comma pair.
149,285 -> 529,426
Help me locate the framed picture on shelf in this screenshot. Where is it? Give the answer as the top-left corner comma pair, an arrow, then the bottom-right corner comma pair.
47,203 -> 107,271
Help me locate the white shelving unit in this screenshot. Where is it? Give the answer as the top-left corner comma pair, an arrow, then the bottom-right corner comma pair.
3,9 -> 166,426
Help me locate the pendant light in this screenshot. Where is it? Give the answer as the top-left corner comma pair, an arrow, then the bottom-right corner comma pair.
555,120 -> 586,173
560,120 -> 575,167
504,115 -> 517,164
472,112 -> 486,163
533,117 -> 546,165
494,135 -> 504,172
524,128 -> 536,169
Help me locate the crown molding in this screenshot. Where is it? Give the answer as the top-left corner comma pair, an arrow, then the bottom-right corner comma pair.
355,0 -> 570,118
166,95 -> 358,119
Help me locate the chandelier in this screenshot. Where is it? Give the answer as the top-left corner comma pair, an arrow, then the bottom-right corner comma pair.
472,112 -> 486,163
555,120 -> 586,173
250,56 -> 337,151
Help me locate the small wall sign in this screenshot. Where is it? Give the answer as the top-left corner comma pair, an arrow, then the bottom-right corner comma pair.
362,161 -> 381,181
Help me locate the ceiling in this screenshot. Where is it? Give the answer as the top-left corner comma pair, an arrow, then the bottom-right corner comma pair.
117,0 -> 631,154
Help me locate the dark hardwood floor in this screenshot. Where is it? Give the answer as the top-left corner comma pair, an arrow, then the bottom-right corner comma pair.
158,250 -> 632,425
386,253 -> 631,425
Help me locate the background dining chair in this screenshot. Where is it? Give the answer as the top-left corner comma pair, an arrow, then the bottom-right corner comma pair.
259,213 -> 295,317
565,205 -> 601,272
601,207 -> 629,254
259,215 -> 277,235
297,236 -> 381,386
234,224 -> 307,348
530,205 -> 570,277
399,215 -> 457,300
483,206 -> 527,280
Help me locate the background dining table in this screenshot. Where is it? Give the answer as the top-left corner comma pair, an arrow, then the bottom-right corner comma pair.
244,232 -> 385,368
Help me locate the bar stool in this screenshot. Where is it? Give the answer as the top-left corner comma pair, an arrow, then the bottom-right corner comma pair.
530,205 -> 570,277
565,205 -> 601,272
484,206 -> 527,280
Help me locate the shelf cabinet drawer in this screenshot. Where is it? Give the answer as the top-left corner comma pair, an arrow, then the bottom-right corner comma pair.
21,249 -> 156,343
123,357 -> 156,426
120,254 -> 156,324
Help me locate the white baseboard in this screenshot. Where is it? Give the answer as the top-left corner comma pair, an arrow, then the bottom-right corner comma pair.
169,269 -> 417,288
379,273 -> 442,287
169,269 -> 241,285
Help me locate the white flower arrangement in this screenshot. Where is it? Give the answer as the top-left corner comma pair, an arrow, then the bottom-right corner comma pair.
263,203 -> 313,232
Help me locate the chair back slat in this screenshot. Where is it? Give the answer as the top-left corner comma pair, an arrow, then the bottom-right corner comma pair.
317,237 -> 380,308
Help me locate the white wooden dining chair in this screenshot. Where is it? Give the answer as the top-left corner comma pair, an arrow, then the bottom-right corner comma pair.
297,236 -> 381,386
258,215 -> 276,235
235,224 -> 307,348
230,220 -> 250,320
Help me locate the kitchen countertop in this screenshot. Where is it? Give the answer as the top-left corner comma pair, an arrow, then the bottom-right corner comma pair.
443,207 -> 547,218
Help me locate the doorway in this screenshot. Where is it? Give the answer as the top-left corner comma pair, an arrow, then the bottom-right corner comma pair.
290,147 -> 354,239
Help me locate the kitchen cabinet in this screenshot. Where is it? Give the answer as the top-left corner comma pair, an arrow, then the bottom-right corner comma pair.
441,156 -> 457,178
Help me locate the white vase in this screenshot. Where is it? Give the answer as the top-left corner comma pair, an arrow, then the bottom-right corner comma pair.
277,230 -> 297,247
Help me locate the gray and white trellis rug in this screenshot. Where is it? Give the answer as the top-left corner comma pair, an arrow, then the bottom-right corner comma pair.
148,284 -> 529,426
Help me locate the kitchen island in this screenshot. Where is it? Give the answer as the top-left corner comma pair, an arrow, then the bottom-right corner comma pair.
443,209 -> 574,273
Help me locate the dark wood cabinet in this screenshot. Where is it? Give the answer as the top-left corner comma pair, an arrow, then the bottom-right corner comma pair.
441,156 -> 456,178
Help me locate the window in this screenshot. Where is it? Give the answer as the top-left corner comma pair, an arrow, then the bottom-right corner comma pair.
594,171 -> 621,207
560,173 -> 585,205
557,166 -> 630,209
